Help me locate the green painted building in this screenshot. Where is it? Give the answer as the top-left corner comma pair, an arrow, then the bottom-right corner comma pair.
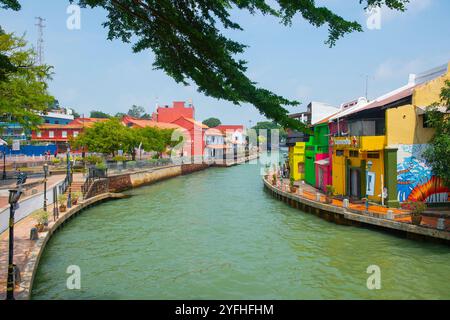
304,122 -> 331,187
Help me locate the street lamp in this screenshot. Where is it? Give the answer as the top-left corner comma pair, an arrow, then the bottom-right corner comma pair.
43,163 -> 48,211
365,160 -> 373,212
6,172 -> 27,300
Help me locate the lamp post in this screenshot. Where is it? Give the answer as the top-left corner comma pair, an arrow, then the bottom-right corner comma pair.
66,144 -> 72,209
365,160 -> 373,213
43,163 -> 48,211
6,172 -> 27,300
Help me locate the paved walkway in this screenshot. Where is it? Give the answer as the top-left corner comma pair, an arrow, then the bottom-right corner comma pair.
278,178 -> 449,231
0,174 -> 67,209
0,173 -> 85,299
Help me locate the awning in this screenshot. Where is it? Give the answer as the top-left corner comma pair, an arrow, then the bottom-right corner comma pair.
416,105 -> 449,115
315,158 -> 330,166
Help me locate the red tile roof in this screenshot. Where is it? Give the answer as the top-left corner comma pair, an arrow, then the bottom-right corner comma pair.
122,115 -> 180,129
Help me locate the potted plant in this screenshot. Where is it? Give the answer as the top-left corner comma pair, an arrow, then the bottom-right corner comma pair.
289,177 -> 297,193
72,191 -> 82,205
406,201 -> 426,225
34,210 -> 49,232
58,194 -> 67,212
272,173 -> 277,186
325,185 -> 335,204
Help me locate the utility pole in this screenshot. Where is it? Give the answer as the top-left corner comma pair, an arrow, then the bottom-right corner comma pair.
35,17 -> 46,66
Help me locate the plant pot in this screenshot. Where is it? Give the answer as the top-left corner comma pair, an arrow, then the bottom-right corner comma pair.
411,214 -> 422,226
325,196 -> 332,204
272,181 -> 276,186
59,205 -> 66,212
36,224 -> 45,232
290,186 -> 297,193
72,199 -> 78,206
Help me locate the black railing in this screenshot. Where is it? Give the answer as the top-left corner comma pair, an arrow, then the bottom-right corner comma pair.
81,167 -> 108,198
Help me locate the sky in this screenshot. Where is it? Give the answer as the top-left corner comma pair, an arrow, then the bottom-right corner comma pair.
1,0 -> 449,126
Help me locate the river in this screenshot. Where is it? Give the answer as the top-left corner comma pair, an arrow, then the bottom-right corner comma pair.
32,160 -> 450,299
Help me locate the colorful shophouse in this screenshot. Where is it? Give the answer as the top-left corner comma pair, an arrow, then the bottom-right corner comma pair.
329,63 -> 450,207
287,102 -> 339,182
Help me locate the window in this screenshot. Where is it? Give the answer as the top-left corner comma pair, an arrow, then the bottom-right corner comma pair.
336,150 -> 344,156
49,131 -> 54,138
45,120 -> 50,124
36,132 -> 42,138
349,150 -> 359,158
62,131 -> 67,138
55,120 -> 59,124
367,152 -> 380,159
73,131 -> 79,137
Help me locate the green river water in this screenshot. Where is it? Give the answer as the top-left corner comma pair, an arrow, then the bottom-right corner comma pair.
32,161 -> 450,299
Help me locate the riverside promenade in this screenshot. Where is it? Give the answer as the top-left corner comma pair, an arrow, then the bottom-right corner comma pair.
264,177 -> 450,244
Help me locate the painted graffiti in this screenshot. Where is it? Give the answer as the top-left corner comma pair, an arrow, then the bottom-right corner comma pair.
396,144 -> 449,203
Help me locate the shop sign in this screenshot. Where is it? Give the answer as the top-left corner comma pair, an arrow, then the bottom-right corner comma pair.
331,136 -> 360,149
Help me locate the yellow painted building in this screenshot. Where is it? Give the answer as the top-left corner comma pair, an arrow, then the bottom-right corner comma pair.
289,142 -> 306,181
331,136 -> 386,202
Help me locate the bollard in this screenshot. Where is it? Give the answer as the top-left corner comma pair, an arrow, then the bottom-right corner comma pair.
30,227 -> 39,240
13,264 -> 21,285
343,199 -> 349,208
436,218 -> 445,230
386,210 -> 394,220
316,193 -> 321,202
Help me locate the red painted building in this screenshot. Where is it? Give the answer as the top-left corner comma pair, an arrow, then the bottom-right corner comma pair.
153,101 -> 195,123
31,118 -> 108,152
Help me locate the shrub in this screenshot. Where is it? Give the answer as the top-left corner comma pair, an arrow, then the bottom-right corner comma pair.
58,194 -> 67,206
52,158 -> 61,164
85,155 -> 103,165
112,155 -> 127,162
95,162 -> 107,170
34,210 -> 49,225
404,201 -> 426,216
326,185 -> 335,196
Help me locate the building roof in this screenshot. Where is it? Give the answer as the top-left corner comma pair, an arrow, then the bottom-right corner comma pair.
122,115 -> 181,129
215,125 -> 244,132
69,118 -> 109,127
38,123 -> 84,130
172,116 -> 209,129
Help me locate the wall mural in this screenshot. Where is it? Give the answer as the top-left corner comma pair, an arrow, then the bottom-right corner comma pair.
396,144 -> 449,203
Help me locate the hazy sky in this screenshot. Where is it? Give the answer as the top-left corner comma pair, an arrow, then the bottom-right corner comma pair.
1,0 -> 449,126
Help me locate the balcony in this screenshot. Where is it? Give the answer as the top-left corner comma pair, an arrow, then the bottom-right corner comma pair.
331,136 -> 386,151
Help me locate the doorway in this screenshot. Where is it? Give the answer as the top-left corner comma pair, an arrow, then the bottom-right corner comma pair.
349,168 -> 361,198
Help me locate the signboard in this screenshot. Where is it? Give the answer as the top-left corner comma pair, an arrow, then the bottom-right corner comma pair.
331,136 -> 360,149
366,171 -> 376,196
118,150 -> 123,156
12,140 -> 20,151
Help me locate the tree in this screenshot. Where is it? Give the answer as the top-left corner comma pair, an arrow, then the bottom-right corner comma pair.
0,28 -> 54,130
114,112 -> 126,118
202,117 -> 221,128
71,118 -> 128,156
90,110 -> 111,118
2,0 -> 409,131
423,80 -> 450,186
127,104 -> 146,118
